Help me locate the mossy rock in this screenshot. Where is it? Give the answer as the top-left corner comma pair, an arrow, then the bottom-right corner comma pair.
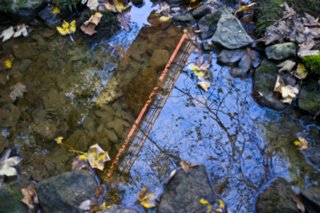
298,78 -> 320,116
303,53 -> 320,76
255,0 -> 320,36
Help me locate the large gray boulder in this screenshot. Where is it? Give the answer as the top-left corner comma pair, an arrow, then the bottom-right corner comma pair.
256,178 -> 300,213
212,13 -> 253,49
36,170 -> 98,213
252,60 -> 287,110
0,0 -> 47,16
265,42 -> 296,61
158,165 -> 218,213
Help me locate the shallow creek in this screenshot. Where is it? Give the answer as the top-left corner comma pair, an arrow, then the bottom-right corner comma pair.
0,1 -> 319,213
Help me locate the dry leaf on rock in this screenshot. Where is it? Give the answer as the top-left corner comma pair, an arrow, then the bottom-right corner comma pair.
274,75 -> 299,104
87,144 -> 110,170
277,60 -> 296,72
0,148 -> 22,177
138,186 -> 157,209
81,12 -> 103,36
21,184 -> 39,213
293,63 -> 308,80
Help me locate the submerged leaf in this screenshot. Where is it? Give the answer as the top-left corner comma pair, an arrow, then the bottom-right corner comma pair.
87,144 -> 110,170
138,186 -> 157,209
293,137 -> 308,150
21,184 -> 39,212
0,149 -> 22,177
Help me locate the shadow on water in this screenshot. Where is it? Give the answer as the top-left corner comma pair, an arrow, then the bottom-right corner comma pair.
118,51 -> 320,212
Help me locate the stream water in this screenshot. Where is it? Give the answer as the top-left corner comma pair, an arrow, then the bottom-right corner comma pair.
0,1 -> 320,213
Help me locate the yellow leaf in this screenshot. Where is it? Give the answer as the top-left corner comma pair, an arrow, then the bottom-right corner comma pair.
51,7 -> 60,14
87,144 -> 111,170
70,20 -> 76,33
114,0 -> 130,12
159,16 -> 171,22
57,20 -> 76,36
235,2 -> 256,14
55,136 -> 64,144
218,199 -> 225,208
199,198 -> 209,205
138,186 -> 157,209
4,59 -> 13,69
79,153 -> 88,160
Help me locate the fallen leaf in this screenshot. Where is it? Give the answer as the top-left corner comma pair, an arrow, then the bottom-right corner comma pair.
159,16 -> 171,22
21,184 -> 39,213
113,0 -> 131,12
13,24 -> 28,38
199,198 -> 213,212
51,7 -> 61,14
235,3 -> 256,14
0,149 -> 22,177
54,136 -> 63,144
281,85 -> 299,99
293,63 -> 308,80
87,144 -> 110,170
57,20 -> 76,36
81,12 -> 103,36
0,26 -> 14,42
103,2 -> 117,12
138,186 -> 157,209
187,63 -> 210,79
180,161 -> 193,173
198,81 -> 211,92
277,60 -> 296,72
293,137 -> 308,150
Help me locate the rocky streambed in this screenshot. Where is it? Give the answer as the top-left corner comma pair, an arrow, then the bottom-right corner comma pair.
0,0 -> 320,213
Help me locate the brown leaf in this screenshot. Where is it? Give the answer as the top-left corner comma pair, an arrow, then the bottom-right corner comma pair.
81,12 -> 103,36
197,81 -> 210,92
180,161 -> 195,173
81,23 -> 98,36
21,184 -> 39,213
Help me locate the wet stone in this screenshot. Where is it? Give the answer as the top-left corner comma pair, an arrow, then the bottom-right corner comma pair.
218,49 -> 246,65
192,5 -> 211,20
265,42 -> 296,61
158,165 -> 217,213
198,12 -> 221,40
230,54 -> 251,78
149,49 -> 170,70
36,170 -> 98,213
256,178 -> 300,213
212,12 -> 253,49
252,60 -> 286,110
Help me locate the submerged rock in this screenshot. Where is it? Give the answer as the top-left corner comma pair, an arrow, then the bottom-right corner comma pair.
252,60 -> 286,110
158,165 -> 217,213
212,12 -> 253,49
256,178 -> 300,213
173,12 -> 195,23
0,182 -> 28,213
298,79 -> 320,116
265,42 -> 296,61
36,170 -> 98,213
38,6 -> 61,26
0,103 -> 21,128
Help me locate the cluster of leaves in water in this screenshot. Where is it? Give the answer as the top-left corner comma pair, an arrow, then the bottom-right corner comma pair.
302,53 -> 320,76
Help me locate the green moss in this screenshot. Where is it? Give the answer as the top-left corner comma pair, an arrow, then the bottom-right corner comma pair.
303,53 -> 320,75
